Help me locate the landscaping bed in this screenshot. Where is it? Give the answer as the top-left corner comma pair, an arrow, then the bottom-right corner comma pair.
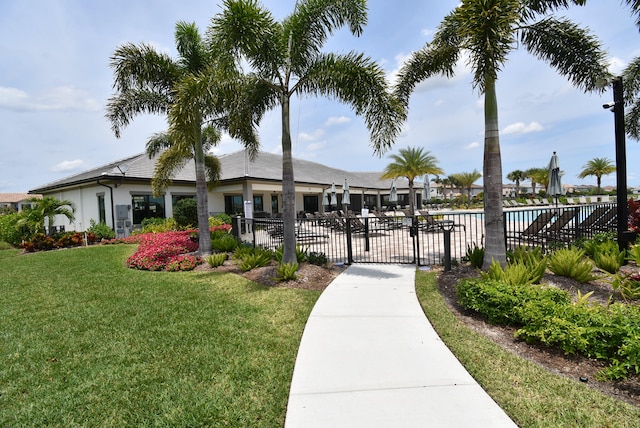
437,264 -> 640,408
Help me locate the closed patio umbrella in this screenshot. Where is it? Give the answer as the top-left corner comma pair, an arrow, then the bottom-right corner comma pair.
547,151 -> 562,207
389,179 -> 398,211
422,175 -> 431,204
322,189 -> 329,206
330,182 -> 337,207
342,179 -> 350,206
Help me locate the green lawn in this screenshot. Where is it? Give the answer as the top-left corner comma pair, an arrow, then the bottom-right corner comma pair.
0,245 -> 320,427
416,270 -> 640,427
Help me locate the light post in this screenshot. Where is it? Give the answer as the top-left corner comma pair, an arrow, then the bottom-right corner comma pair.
603,76 -> 630,250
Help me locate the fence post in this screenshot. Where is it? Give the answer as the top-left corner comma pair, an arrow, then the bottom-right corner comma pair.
345,217 -> 354,264
443,228 -> 452,272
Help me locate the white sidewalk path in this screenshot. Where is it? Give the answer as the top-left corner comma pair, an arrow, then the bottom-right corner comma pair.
285,264 -> 517,428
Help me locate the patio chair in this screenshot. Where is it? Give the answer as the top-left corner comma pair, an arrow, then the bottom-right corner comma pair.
417,210 -> 464,232
578,196 -> 588,204
540,209 -> 578,242
525,199 -> 535,206
567,206 -> 612,239
566,197 -> 577,205
519,211 -> 556,242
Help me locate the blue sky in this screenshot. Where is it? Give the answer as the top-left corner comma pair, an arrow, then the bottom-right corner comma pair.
1,0 -> 638,193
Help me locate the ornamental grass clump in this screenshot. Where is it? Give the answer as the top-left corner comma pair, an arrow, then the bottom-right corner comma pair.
126,231 -> 200,271
275,262 -> 299,281
206,252 -> 227,267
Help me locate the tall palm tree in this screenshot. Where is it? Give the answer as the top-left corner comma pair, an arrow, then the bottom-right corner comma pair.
381,147 -> 444,211
506,169 -> 526,198
106,22 -> 252,256
622,0 -> 640,140
208,0 -> 405,263
394,0 -> 608,267
452,169 -> 482,206
578,157 -> 616,194
526,167 -> 549,196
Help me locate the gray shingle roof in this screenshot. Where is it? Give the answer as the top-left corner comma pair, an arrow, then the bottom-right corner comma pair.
30,150 -> 412,193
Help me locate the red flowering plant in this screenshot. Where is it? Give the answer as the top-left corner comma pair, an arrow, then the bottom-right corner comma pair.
126,231 -> 201,271
629,198 -> 640,233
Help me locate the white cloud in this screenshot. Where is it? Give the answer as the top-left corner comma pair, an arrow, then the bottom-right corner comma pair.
325,116 -> 351,126
297,129 -> 325,142
420,28 -> 434,38
306,141 -> 327,151
465,142 -> 480,150
0,86 -> 101,112
502,121 -> 544,135
51,159 -> 85,172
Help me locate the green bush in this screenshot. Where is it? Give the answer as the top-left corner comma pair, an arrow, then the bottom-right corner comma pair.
173,198 -> 198,228
628,244 -> 640,265
209,213 -> 232,226
307,252 -> 328,266
455,278 -> 570,325
137,217 -> 178,234
205,252 -> 227,267
87,219 -> 115,240
548,247 -> 598,283
274,262 -> 298,281
612,272 -> 640,301
0,211 -> 29,246
588,239 -> 625,274
481,255 -> 546,286
211,234 -> 238,252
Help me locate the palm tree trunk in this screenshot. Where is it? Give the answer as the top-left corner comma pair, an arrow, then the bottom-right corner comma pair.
193,127 -> 212,256
408,179 -> 415,212
281,94 -> 297,264
482,77 -> 506,268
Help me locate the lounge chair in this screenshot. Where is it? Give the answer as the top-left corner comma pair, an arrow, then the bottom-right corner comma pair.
578,196 -> 588,204
540,209 -> 578,242
519,211 -> 556,242
566,197 -> 576,205
417,210 -> 464,232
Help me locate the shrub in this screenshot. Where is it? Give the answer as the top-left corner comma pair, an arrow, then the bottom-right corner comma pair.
165,255 -> 203,272
612,272 -> 640,301
548,247 -> 598,283
593,241 -> 625,274
205,252 -> 227,267
276,263 -> 298,281
464,243 -> 484,269
456,278 -> 570,325
173,198 -> 198,228
626,244 -> 640,265
275,262 -> 299,281
628,198 -> 640,232
274,244 -> 308,263
87,219 -> 116,240
126,231 -> 199,271
210,213 -> 232,226
238,252 -> 272,272
307,251 -> 328,266
481,256 -> 546,286
211,234 -> 238,252
137,217 -> 179,234
0,212 -> 30,246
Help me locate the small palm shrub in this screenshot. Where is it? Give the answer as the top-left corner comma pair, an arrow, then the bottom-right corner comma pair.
626,244 -> 640,265
275,245 -> 308,263
548,247 -> 598,283
612,272 -> 640,301
307,251 -> 328,266
206,252 -> 227,267
238,252 -> 273,272
274,262 -> 299,281
464,243 -> 484,269
211,234 -> 238,252
593,240 -> 625,274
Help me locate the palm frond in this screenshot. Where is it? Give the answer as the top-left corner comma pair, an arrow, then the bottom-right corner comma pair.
151,145 -> 192,195
284,0 -> 367,72
145,132 -> 172,158
175,21 -> 209,73
394,11 -> 460,105
298,52 -> 405,155
519,17 -> 609,92
623,56 -> 640,140
109,43 -> 180,93
208,0 -> 285,79
522,0 -> 586,18
204,155 -> 223,190
105,90 -> 169,138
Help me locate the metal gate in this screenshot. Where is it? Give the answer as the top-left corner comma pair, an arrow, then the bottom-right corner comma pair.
234,213 -> 471,266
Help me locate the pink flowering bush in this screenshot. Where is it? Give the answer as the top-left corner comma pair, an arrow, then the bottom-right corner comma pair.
126,231 -> 201,271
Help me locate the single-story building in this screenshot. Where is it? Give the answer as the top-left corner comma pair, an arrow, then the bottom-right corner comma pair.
29,150 -> 442,237
0,193 -> 41,212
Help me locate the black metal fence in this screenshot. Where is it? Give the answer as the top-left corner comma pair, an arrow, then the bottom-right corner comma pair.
232,203 -> 618,266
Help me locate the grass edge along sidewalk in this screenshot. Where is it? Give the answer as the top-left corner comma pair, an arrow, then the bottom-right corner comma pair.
0,245 -> 320,427
416,270 -> 640,428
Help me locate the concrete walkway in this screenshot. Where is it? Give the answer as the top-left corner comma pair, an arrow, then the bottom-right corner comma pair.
284,264 -> 517,428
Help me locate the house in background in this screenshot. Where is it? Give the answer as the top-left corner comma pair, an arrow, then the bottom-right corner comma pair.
0,193 -> 41,212
29,150 -> 431,237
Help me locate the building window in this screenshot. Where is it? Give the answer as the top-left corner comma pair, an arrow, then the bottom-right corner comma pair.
171,194 -> 196,207
253,195 -> 264,212
303,195 -> 319,213
224,195 -> 243,215
132,194 -> 165,225
364,194 -> 377,209
97,194 -> 106,224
